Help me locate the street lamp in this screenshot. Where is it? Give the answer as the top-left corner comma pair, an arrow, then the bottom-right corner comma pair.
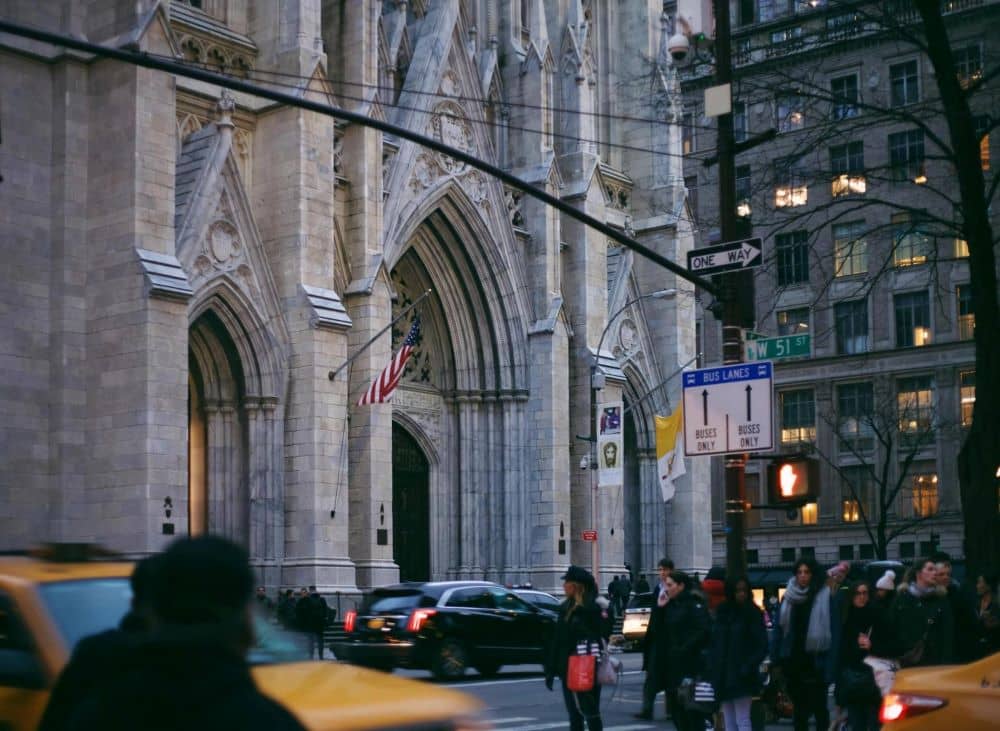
588,287 -> 679,580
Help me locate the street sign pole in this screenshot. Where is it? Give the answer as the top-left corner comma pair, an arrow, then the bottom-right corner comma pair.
714,0 -> 751,582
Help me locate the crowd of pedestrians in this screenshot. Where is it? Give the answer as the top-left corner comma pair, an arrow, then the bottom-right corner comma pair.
618,552 -> 998,731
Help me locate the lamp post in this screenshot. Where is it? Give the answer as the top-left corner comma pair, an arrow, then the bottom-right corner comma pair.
588,288 -> 679,580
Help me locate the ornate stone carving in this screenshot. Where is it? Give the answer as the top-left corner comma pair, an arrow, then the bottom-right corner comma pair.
505,187 -> 526,228
428,101 -> 474,174
209,221 -> 240,264
439,70 -> 460,98
618,318 -> 638,355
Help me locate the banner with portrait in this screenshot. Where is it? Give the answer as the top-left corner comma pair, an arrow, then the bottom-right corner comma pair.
597,400 -> 623,486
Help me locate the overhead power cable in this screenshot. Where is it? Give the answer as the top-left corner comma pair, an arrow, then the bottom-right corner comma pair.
0,19 -> 720,297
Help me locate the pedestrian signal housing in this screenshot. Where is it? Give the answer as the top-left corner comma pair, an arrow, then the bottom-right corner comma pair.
766,457 -> 819,505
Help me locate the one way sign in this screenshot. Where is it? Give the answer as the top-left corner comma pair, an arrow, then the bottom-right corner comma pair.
686,237 -> 763,275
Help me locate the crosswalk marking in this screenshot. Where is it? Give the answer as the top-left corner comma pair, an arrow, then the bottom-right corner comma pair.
488,720 -> 654,731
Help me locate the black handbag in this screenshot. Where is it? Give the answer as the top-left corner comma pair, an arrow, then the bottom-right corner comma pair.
835,664 -> 880,706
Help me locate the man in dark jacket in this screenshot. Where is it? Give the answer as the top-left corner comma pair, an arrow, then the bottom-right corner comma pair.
890,557 -> 954,666
39,554 -> 162,731
296,585 -> 330,659
63,536 -> 306,731
634,558 -> 676,721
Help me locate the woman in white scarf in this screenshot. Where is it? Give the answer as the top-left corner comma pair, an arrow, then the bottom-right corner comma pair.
775,558 -> 835,731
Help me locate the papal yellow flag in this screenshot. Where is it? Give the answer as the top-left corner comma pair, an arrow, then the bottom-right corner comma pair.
655,406 -> 686,502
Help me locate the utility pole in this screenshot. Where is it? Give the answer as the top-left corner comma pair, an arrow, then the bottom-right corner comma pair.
713,0 -> 752,581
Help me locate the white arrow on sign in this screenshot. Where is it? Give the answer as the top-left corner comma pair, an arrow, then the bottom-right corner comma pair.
738,241 -> 761,267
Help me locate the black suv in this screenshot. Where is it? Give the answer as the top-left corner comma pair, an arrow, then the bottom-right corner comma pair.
332,581 -> 555,680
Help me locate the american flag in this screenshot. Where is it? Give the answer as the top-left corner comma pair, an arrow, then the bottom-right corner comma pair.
356,316 -> 421,406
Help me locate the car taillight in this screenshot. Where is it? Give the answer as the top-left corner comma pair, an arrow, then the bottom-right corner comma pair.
407,608 -> 436,632
344,609 -> 357,633
879,693 -> 947,724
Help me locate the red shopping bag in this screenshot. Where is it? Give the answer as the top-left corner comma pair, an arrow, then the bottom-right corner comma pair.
566,653 -> 596,692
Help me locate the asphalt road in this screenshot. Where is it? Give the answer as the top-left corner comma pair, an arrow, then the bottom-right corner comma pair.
392,651 -> 792,730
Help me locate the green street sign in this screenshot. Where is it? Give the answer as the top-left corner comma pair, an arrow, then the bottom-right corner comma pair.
745,333 -> 811,361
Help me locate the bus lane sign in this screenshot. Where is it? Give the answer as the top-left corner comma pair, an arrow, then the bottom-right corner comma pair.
681,361 -> 774,456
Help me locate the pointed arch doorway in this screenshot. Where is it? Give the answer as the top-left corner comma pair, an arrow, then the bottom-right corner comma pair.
392,423 -> 430,581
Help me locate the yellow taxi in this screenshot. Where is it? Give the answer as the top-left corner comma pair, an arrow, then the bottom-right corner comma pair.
0,547 -> 485,731
879,651 -> 1000,729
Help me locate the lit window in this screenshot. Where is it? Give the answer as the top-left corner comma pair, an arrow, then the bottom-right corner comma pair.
892,212 -> 933,267
954,44 -> 983,89
830,141 -> 866,196
909,472 -> 939,518
897,375 -> 934,448
835,300 -> 868,355
894,291 -> 931,347
774,157 -> 808,207
833,221 -> 867,276
777,94 -> 806,133
801,502 -> 819,525
777,307 -> 810,336
889,129 -> 925,183
960,370 -> 975,428
955,238 -> 969,258
837,382 -> 874,453
830,73 -> 860,120
841,465 -> 873,522
890,60 -> 920,107
781,389 -> 816,445
976,115 -> 990,171
957,285 -> 975,340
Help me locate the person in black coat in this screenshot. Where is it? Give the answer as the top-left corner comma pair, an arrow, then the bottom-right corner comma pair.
63,536 -> 305,731
635,558 -> 674,720
707,576 -> 767,731
661,571 -> 712,731
831,580 -> 899,731
545,565 -> 605,731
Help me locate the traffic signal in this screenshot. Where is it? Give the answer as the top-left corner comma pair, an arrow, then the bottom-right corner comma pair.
767,457 -> 819,505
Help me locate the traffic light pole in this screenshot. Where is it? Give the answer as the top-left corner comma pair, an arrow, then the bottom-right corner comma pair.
714,0 -> 750,581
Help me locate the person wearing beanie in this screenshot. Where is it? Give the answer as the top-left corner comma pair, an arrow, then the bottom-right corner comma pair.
875,570 -> 896,611
702,566 -> 727,616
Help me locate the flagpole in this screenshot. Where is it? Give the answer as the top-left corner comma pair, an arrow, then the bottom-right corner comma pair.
328,288 -> 433,382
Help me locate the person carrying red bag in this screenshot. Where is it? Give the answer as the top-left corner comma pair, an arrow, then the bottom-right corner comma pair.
545,565 -> 607,731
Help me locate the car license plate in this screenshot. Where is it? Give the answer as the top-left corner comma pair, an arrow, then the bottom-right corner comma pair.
367,618 -> 385,629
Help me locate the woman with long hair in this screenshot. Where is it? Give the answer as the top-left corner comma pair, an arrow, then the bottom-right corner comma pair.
544,565 -> 605,731
775,558 -> 834,731
832,580 -> 895,731
707,575 -> 768,731
661,570 -> 712,731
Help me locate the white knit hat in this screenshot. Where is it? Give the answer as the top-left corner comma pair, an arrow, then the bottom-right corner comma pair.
876,570 -> 896,591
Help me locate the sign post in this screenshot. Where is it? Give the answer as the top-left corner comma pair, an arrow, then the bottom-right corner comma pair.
682,362 -> 774,457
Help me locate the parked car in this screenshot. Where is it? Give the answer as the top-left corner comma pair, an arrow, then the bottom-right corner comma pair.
880,650 -> 1000,729
621,591 -> 654,651
513,588 -> 562,616
333,581 -> 555,680
0,546 -> 484,731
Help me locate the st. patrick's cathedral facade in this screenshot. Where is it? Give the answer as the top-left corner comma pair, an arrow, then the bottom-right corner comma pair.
0,0 -> 710,593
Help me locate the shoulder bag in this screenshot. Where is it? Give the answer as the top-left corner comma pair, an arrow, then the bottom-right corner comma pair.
597,640 -> 622,686
566,641 -> 597,692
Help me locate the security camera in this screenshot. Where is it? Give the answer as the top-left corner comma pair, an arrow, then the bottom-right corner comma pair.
668,33 -> 690,62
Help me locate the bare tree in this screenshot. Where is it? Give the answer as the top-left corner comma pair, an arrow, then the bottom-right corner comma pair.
686,1 -> 999,570
814,378 -> 947,560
